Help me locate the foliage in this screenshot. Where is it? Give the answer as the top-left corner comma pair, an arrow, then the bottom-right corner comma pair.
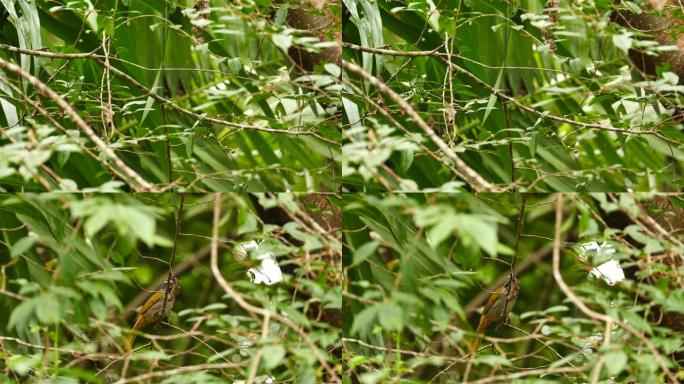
0,193 -> 341,383
342,0 -> 684,192
4,0 -> 684,383
0,0 -> 340,192
343,193 -> 684,383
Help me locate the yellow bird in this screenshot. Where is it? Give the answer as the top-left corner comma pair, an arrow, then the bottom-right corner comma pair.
470,275 -> 519,352
125,277 -> 180,351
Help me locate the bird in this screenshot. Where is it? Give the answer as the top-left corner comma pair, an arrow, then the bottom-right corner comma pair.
125,276 -> 180,351
470,275 -> 519,353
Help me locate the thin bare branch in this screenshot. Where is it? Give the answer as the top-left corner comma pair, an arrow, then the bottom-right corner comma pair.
210,193 -> 340,383
552,194 -> 677,384
342,59 -> 499,192
0,57 -> 157,191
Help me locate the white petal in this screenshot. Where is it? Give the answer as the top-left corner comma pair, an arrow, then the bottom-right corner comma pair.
248,253 -> 283,286
589,259 -> 625,285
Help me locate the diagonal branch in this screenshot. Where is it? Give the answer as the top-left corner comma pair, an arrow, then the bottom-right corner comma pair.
0,44 -> 338,145
6,80 -> 133,188
94,58 -> 338,145
0,57 -> 157,192
209,193 -> 340,383
552,194 -> 677,383
342,60 -> 499,192
343,43 -> 680,142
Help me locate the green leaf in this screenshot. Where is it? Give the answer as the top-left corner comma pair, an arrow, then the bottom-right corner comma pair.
482,68 -> 503,126
633,353 -> 658,372
349,355 -> 370,368
454,214 -> 499,257
377,301 -> 403,332
476,354 -> 511,367
261,345 -> 286,370
35,294 -> 61,324
0,77 -> 19,129
280,306 -> 311,328
7,354 -> 41,376
140,70 -> 161,126
133,351 -> 171,360
397,149 -> 414,174
664,289 -> 684,314
89,299 -> 108,320
544,305 -> 569,314
272,32 -> 293,52
529,132 -> 538,157
351,241 -> 379,267
620,310 -> 651,334
119,207 -> 157,247
83,206 -> 113,238
604,350 -> 628,375
274,3 -> 289,26
8,298 -> 36,331
11,236 -> 37,258
350,305 -> 379,338
613,32 -> 633,54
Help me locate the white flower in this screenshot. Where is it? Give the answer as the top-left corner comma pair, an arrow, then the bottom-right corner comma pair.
589,259 -> 625,286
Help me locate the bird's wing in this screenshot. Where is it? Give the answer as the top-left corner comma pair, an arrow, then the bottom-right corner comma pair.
482,287 -> 501,314
137,290 -> 163,318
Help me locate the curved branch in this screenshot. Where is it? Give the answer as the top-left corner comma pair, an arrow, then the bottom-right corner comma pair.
0,57 -> 157,192
342,60 -> 499,192
467,365 -> 591,384
95,58 -> 337,144
0,44 -> 338,145
209,193 -> 340,383
552,194 -> 677,383
344,43 -> 680,142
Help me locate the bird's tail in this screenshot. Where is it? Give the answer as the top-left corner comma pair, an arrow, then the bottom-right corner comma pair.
469,316 -> 489,353
125,316 -> 143,351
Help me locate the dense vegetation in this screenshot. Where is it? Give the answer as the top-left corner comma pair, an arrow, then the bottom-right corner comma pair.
0,0 -> 340,192
343,193 -> 684,383
0,193 -> 341,383
342,0 -> 684,192
2,0 -> 684,383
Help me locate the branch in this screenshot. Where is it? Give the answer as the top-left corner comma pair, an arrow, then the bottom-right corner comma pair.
246,313 -> 270,384
113,362 -> 240,384
209,193 -> 340,383
342,337 -> 460,361
7,83 -> 135,188
552,194 -> 677,383
123,244 -> 210,317
590,318 -> 613,384
96,58 -> 337,144
159,194 -> 185,328
465,242 -> 554,315
0,336 -> 119,360
0,43 -> 102,59
466,364 -> 591,384
0,289 -> 26,301
343,43 -> 678,142
0,57 -> 157,192
343,81 -> 473,184
342,60 -> 498,192
0,44 -> 338,145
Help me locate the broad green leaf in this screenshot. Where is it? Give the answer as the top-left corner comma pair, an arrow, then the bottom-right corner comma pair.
482,68 -> 503,126
8,298 -> 36,331
604,350 -> 628,376
261,345 -> 286,370
351,241 -> 379,267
